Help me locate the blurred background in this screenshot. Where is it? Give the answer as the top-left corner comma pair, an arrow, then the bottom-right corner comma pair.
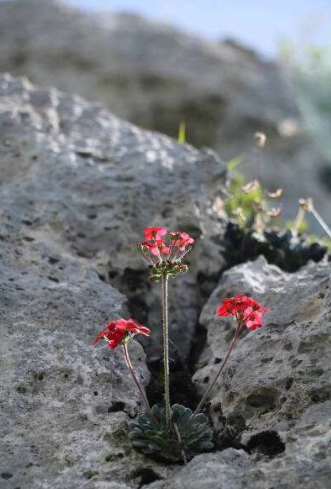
65,0 -> 331,58
0,0 -> 330,231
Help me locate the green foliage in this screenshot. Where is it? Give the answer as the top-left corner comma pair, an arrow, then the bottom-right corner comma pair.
129,404 -> 213,462
178,122 -> 186,144
285,219 -> 309,234
224,165 -> 331,260
149,262 -> 188,282
227,155 -> 244,171
306,234 -> 331,252
224,173 -> 264,228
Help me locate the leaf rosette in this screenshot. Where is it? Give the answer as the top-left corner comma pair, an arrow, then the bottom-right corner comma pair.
129,404 -> 213,462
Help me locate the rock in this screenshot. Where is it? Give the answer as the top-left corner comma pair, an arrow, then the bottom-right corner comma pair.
0,72 -> 227,361
148,449 -> 252,489
0,214 -> 154,488
0,0 -> 330,227
191,255 -> 331,488
147,441 -> 331,489
1,73 -> 330,489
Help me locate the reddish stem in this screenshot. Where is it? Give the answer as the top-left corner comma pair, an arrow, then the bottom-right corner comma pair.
192,321 -> 243,417
122,344 -> 156,422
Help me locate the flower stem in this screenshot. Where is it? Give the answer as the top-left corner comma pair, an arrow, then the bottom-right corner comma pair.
122,343 -> 156,421
310,205 -> 331,240
161,272 -> 172,429
293,205 -> 307,233
192,322 -> 242,417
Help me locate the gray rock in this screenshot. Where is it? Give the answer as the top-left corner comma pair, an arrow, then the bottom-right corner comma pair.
0,217 -> 154,488
0,72 -> 227,361
148,440 -> 331,489
148,449 -> 252,489
0,0 -> 329,226
1,72 -> 330,489
191,256 -> 331,488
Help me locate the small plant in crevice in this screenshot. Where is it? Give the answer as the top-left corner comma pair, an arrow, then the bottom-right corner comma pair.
224,220 -> 328,273
224,173 -> 283,234
223,137 -> 331,272
93,227 -> 270,463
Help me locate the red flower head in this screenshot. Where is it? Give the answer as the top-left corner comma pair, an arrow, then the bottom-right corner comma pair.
217,295 -> 269,330
142,240 -> 171,256
170,231 -> 195,251
144,227 -> 167,241
243,308 -> 263,331
93,318 -> 151,349
139,226 -> 195,280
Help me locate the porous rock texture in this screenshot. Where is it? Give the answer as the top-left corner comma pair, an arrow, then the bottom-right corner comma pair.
191,255 -> 331,489
0,73 -> 226,487
0,220 -> 151,489
0,73 -> 227,363
1,74 -> 330,488
0,0 -> 330,226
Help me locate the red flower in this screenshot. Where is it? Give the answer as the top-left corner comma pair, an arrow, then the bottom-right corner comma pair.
142,240 -> 171,256
170,231 -> 195,251
217,295 -> 269,330
243,308 -> 263,331
144,227 -> 167,241
139,227 -> 195,279
217,295 -> 268,316
93,318 -> 151,349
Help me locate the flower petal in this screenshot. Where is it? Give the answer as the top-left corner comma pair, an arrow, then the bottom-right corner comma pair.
144,227 -> 167,241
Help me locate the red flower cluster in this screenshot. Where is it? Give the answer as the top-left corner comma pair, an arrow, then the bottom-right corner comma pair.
217,294 -> 269,330
144,227 -> 167,241
139,227 -> 195,263
93,319 -> 151,349
170,231 -> 195,251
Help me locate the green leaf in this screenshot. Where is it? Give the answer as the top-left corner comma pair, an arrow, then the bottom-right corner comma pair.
227,155 -> 244,171
178,122 -> 186,144
129,403 -> 213,462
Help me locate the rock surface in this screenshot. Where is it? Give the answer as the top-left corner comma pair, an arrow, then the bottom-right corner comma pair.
0,73 -> 227,362
0,73 -> 224,488
1,74 -> 330,488
148,440 -> 330,489
0,0 -> 330,226
192,255 -> 331,488
0,223 -> 152,489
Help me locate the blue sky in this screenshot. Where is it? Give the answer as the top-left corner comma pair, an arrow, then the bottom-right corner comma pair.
64,0 -> 331,57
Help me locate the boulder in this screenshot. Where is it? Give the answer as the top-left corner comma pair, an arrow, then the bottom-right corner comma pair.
0,73 -> 224,488
0,0 -> 330,226
191,255 -> 331,488
0,73 -> 330,488
0,73 -> 227,361
2,69 -> 331,488
147,442 -> 330,489
0,198 -> 153,487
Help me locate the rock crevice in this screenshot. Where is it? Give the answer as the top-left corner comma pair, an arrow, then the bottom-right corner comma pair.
0,74 -> 330,488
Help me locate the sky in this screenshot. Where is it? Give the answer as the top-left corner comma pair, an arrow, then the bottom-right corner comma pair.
63,0 -> 331,57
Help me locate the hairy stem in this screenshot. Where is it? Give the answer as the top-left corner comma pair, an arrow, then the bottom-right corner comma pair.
192,322 -> 242,417
293,206 -> 306,233
122,343 -> 156,421
161,272 -> 172,429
